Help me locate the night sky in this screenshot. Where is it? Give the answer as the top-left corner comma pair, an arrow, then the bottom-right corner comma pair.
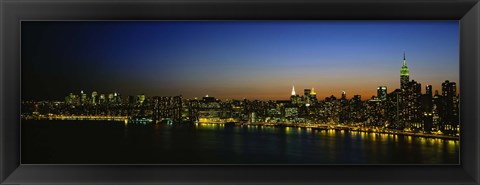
21,21 -> 459,101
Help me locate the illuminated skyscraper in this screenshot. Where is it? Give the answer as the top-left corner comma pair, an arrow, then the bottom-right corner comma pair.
309,88 -> 318,105
137,94 -> 146,105
432,91 -> 443,130
441,80 -> 459,134
351,95 -> 363,122
377,86 -> 387,101
420,92 -> 433,133
65,92 -> 78,105
387,89 -> 402,128
339,90 -> 349,124
99,94 -> 106,104
403,80 -> 422,128
304,89 -> 311,105
426,85 -> 433,96
108,93 -> 114,103
114,92 -> 122,104
91,91 -> 98,105
290,86 -> 301,105
310,88 -> 316,95
442,80 -> 457,98
400,51 -> 410,90
80,90 -> 87,104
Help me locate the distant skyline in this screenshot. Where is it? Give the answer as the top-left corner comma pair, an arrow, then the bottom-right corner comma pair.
22,21 -> 459,101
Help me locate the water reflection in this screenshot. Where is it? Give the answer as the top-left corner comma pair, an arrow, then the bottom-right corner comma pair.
22,120 -> 460,164
186,123 -> 459,163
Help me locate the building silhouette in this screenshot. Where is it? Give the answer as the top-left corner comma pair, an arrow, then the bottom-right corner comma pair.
400,51 -> 410,90
377,86 -> 387,101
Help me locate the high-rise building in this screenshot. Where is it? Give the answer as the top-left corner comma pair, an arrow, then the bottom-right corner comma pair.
350,95 -> 364,122
128,95 -> 135,105
387,89 -> 402,128
114,92 -> 122,104
339,90 -> 349,124
303,89 -> 311,97
290,86 -> 301,105
99,94 -> 106,104
442,80 -> 457,97
172,96 -> 183,121
432,92 -> 443,131
426,85 -> 433,96
304,88 -> 311,105
65,92 -> 78,105
400,51 -> 410,90
91,91 -> 98,105
366,98 -> 383,127
80,90 -> 87,104
441,80 -> 459,135
377,86 -> 387,101
309,88 -> 318,106
421,85 -> 434,132
108,93 -> 115,103
137,94 -> 146,105
403,80 -> 422,128
420,93 -> 433,133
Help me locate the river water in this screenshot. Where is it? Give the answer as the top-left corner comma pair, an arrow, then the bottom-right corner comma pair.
21,120 -> 459,164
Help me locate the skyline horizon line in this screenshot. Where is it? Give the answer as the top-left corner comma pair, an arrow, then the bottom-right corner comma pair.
23,51 -> 459,101
25,79 -> 459,102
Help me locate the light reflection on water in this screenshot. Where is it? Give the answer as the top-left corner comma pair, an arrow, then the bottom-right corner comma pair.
192,123 -> 458,161
21,120 -> 459,164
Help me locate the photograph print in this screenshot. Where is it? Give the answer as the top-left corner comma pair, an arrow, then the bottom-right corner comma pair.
21,21 -> 459,164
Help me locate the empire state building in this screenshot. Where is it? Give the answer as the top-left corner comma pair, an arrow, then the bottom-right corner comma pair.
400,51 -> 410,90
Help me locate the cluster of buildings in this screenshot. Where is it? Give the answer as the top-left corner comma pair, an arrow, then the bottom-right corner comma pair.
21,52 -> 459,136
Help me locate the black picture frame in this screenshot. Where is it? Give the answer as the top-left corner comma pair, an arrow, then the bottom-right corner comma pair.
1,0 -> 479,184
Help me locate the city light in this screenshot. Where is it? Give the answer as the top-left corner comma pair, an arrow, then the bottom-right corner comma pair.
21,52 -> 459,140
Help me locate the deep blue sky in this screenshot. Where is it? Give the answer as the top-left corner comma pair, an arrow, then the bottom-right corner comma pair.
22,21 -> 459,101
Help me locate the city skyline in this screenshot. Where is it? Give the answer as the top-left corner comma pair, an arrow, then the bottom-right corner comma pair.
22,21 -> 459,101
49,76 -> 458,102
23,52 -> 459,102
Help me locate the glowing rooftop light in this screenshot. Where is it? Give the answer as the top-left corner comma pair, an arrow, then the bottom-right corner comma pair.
401,50 -> 409,76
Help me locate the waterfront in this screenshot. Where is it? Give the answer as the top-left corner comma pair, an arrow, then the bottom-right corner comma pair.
21,120 -> 459,164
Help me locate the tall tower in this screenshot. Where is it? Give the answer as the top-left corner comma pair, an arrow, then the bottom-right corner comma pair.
441,80 -> 459,134
310,88 -> 316,95
290,85 -> 300,105
309,88 -> 318,106
400,51 -> 410,90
